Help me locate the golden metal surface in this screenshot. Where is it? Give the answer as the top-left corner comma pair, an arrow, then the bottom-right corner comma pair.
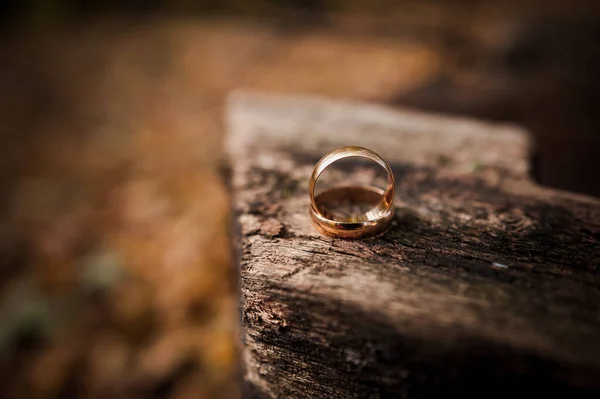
308,146 -> 395,239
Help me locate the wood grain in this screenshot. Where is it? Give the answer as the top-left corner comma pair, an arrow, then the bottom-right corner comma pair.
227,91 -> 600,399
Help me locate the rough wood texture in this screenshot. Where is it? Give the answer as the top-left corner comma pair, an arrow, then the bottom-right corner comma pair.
227,91 -> 600,399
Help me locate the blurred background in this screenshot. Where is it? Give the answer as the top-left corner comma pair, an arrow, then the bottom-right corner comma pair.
0,1 -> 599,398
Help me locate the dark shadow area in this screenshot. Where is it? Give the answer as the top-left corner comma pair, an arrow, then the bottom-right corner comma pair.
244,288 -> 600,399
389,14 -> 600,198
0,0 -> 332,33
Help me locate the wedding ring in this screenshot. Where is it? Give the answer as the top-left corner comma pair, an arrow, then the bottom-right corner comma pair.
308,146 -> 395,239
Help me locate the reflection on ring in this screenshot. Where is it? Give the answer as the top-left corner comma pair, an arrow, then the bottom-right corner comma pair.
308,146 -> 395,239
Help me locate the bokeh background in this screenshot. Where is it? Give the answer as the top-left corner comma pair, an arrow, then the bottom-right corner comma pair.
1,1 -> 599,398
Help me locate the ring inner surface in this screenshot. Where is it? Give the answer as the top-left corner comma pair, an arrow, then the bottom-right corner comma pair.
314,186 -> 388,223
313,160 -> 393,221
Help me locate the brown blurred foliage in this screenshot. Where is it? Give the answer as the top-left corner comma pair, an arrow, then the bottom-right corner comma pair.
0,1 -> 599,398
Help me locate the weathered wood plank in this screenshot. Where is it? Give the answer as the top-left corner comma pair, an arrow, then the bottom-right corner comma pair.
226,91 -> 600,399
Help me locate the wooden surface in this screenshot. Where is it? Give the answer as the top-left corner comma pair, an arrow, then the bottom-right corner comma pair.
227,91 -> 600,399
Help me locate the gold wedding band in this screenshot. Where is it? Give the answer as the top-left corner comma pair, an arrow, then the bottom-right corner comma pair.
308,146 -> 395,239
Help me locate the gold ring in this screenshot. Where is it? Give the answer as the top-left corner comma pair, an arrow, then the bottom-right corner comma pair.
308,146 -> 395,239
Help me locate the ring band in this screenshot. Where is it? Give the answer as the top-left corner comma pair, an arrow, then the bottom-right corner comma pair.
308,146 -> 395,239
310,185 -> 394,238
